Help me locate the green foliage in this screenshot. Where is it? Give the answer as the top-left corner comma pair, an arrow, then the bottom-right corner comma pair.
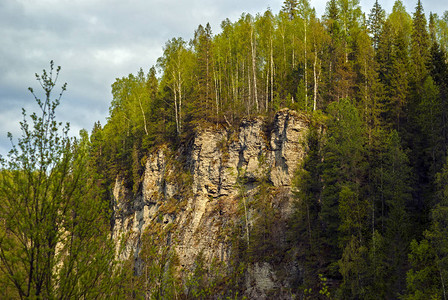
248,183 -> 287,265
117,224 -> 181,300
184,252 -> 234,299
410,0 -> 430,86
405,239 -> 443,299
320,98 -> 366,260
338,186 -> 369,244
60,1 -> 448,299
318,274 -> 332,298
338,236 -> 369,299
376,4 -> 412,130
291,123 -> 326,295
358,130 -> 413,298
102,67 -> 160,194
368,0 -> 385,50
0,62 -> 117,299
281,0 -> 299,20
417,76 -> 443,178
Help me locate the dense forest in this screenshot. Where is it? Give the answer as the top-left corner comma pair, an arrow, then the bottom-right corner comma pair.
1,0 -> 448,298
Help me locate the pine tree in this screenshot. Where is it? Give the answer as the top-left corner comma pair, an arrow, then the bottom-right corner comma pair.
321,0 -> 343,104
291,125 -> 325,294
406,156 -> 448,299
281,0 -> 299,20
376,2 -> 412,130
429,18 -> 448,158
410,0 -> 430,87
368,0 -> 386,51
381,131 -> 412,296
319,98 -> 367,273
405,0 -> 437,232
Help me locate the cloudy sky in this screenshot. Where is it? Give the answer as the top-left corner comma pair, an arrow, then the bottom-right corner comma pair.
0,0 -> 445,157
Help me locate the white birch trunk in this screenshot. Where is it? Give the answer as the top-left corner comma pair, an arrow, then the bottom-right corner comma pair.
250,24 -> 258,112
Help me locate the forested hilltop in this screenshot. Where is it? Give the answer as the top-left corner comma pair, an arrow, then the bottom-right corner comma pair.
101,0 -> 448,195
1,0 -> 448,298
97,0 -> 448,296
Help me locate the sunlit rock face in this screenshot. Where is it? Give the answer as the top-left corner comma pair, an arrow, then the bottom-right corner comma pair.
112,109 -> 308,298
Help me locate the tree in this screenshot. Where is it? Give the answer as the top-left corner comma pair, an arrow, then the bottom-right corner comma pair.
319,98 -> 367,274
405,127 -> 448,300
192,23 -> 216,122
291,124 -> 325,294
405,239 -> 444,299
405,1 -> 438,231
429,16 -> 448,160
0,62 -> 117,299
437,12 -> 448,54
368,0 -> 385,51
376,1 -> 412,130
417,77 -> 443,180
295,0 -> 313,111
321,0 -> 342,104
123,225 -> 181,300
158,38 -> 193,135
255,9 -> 276,112
309,15 -> 329,111
337,0 -> 362,65
410,0 -> 430,87
380,131 -> 412,296
352,18 -> 381,138
281,0 -> 299,20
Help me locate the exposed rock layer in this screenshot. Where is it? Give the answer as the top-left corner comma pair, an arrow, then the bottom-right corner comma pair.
112,109 -> 309,298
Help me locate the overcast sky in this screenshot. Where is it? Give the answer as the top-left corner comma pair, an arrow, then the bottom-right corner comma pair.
0,0 -> 446,157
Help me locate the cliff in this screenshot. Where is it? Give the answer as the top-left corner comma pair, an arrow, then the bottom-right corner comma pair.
112,109 -> 309,298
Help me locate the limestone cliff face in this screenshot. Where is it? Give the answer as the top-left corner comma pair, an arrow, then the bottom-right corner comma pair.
112,109 -> 309,298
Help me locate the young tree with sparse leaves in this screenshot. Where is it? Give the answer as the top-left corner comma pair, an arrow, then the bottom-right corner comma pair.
0,62 -> 118,299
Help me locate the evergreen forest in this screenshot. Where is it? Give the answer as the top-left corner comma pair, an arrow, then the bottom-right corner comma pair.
1,0 -> 448,298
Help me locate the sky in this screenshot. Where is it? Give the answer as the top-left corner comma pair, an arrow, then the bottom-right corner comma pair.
0,0 -> 446,157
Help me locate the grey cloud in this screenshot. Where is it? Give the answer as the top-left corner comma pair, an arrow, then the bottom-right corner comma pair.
1,0 -> 445,157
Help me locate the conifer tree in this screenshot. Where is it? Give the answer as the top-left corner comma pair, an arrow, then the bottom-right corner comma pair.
291,125 -> 324,294
320,98 -> 367,270
406,156 -> 448,299
282,0 -> 299,20
406,0 -> 437,230
368,0 -> 386,51
376,2 -> 412,130
429,18 -> 448,156
410,0 -> 430,87
380,131 -> 412,296
321,0 -> 342,104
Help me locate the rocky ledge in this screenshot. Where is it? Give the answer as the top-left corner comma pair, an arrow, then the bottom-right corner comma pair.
112,109 -> 309,298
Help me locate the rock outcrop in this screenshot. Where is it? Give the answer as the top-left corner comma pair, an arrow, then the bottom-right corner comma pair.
112,109 -> 309,298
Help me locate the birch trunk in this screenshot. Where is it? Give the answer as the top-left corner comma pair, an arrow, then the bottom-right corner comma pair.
137,95 -> 149,135
270,37 -> 274,111
304,19 -> 308,111
172,71 -> 180,134
313,50 -> 318,111
250,24 -> 258,112
177,74 -> 182,132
